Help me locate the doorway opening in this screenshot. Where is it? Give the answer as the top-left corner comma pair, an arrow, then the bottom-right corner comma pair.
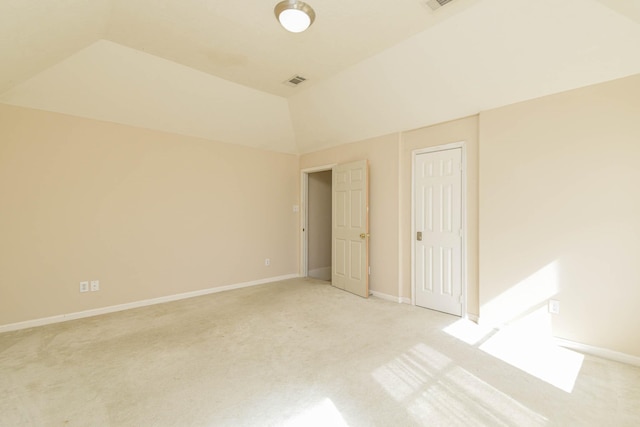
301,165 -> 335,280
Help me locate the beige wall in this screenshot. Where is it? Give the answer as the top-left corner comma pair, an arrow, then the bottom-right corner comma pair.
4,74 -> 639,358
0,104 -> 299,326
307,171 -> 332,275
401,116 -> 479,316
479,74 -> 640,356
300,134 -> 401,298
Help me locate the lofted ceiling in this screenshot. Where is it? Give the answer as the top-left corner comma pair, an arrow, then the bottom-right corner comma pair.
1,0 -> 640,153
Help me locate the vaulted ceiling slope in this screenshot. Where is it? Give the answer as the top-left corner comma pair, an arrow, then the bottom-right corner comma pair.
1,0 -> 639,154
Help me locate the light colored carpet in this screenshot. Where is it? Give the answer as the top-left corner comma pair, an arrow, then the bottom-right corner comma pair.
1,278 -> 639,426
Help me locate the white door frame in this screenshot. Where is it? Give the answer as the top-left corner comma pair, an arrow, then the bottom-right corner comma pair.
411,141 -> 468,317
300,164 -> 336,277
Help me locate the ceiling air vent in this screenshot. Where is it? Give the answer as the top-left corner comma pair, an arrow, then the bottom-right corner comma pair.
426,0 -> 454,11
283,74 -> 308,87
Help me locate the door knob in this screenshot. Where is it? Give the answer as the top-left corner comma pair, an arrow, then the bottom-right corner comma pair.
417,231 -> 423,241
360,233 -> 370,239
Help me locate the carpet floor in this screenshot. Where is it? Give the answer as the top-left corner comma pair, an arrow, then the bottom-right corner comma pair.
1,277 -> 639,426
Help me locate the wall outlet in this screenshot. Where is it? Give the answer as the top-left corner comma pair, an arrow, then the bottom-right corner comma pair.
265,258 -> 271,266
293,205 -> 299,212
548,299 -> 560,314
90,280 -> 100,292
79,281 -> 89,293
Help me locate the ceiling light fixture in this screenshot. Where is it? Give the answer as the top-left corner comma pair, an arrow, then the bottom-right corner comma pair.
274,0 -> 316,33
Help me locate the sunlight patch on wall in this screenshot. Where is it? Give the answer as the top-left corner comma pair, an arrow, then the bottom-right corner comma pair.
282,398 -> 349,427
481,261 -> 559,327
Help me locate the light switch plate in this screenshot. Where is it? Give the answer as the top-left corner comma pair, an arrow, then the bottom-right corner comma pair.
90,280 -> 100,292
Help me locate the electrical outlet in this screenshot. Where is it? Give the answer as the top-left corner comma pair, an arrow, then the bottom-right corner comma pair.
265,258 -> 271,266
90,280 -> 100,292
548,299 -> 560,315
79,281 -> 89,293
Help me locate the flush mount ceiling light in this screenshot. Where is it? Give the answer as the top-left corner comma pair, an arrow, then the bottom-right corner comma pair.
274,0 -> 316,33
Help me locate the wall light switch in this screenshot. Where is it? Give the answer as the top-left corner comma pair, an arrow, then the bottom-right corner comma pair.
90,280 -> 100,292
293,205 -> 299,212
548,299 -> 560,314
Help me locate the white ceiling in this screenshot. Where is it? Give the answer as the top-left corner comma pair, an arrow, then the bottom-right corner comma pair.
1,0 -> 640,153
0,0 -> 476,97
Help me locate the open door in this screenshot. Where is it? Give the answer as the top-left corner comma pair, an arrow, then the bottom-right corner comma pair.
332,160 -> 369,298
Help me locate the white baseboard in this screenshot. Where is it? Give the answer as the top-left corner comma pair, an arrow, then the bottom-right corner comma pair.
555,338 -> 640,367
308,267 -> 331,281
400,297 -> 411,304
465,313 -> 480,323
370,290 -> 408,304
0,274 -> 299,334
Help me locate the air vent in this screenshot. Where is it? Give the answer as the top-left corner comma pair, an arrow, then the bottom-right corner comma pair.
283,75 -> 308,87
426,0 -> 454,11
